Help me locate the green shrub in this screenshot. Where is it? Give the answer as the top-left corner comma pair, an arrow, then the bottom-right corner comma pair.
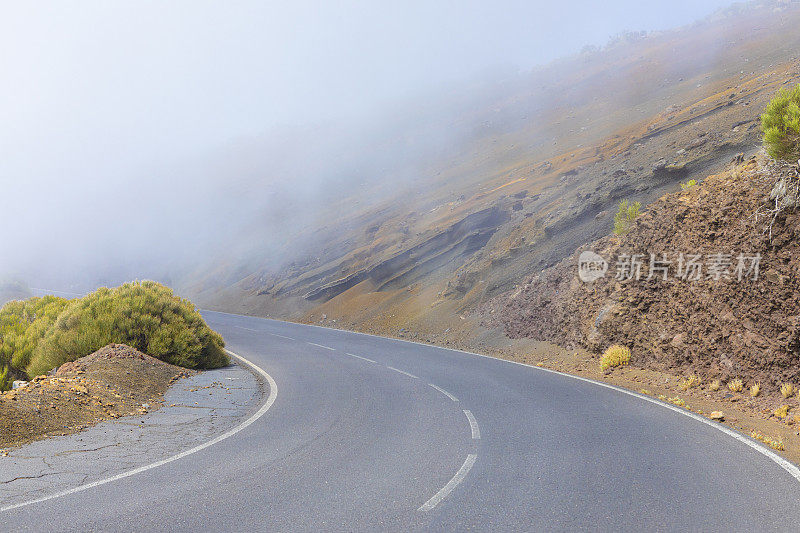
680,179 -> 697,190
27,281 -> 228,377
613,199 -> 641,235
0,295 -> 69,382
0,365 -> 9,391
762,84 -> 800,162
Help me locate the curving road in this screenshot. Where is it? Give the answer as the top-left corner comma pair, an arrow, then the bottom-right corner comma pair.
4,310 -> 800,531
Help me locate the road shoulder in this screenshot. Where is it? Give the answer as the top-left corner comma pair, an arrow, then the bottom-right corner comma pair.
0,359 -> 261,508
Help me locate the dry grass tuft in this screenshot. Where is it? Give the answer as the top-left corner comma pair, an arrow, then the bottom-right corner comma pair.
678,373 -> 700,391
658,394 -> 686,407
750,383 -> 761,397
751,430 -> 785,451
781,383 -> 795,398
709,379 -> 721,391
727,379 -> 743,393
669,397 -> 686,407
774,404 -> 791,418
600,345 -> 630,371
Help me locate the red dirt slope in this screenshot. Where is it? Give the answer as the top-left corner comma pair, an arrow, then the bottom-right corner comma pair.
497,154 -> 800,390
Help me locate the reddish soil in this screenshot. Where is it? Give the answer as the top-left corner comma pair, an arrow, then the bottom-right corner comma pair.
497,155 -> 800,391
0,344 -> 193,450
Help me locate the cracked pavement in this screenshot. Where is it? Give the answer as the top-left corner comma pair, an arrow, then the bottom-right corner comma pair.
0,362 -> 261,507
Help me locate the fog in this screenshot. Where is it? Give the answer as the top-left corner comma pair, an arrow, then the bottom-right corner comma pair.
1,0 -> 735,290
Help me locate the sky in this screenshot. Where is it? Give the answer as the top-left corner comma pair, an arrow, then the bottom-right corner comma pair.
0,0 -> 737,286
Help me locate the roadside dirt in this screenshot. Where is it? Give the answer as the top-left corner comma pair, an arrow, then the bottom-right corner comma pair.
494,342 -> 800,465
482,153 -> 800,461
0,344 -> 193,450
497,155 -> 800,386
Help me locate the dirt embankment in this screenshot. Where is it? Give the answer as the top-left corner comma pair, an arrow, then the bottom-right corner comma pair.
0,344 -> 193,449
496,154 -> 800,390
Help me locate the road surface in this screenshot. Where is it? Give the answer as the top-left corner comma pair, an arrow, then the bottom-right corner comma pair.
4,310 -> 800,531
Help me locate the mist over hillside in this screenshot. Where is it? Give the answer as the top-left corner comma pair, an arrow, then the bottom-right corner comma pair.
175,0 -> 800,321
4,0 -> 795,306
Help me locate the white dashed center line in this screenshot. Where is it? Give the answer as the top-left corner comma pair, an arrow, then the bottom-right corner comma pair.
307,342 -> 336,351
463,410 -> 480,440
346,353 -> 377,363
386,366 -> 418,379
418,454 -> 477,512
428,383 -> 459,402
268,333 -> 295,341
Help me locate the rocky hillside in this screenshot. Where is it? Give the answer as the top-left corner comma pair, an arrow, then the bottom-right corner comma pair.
186,1 -> 800,344
496,153 -> 800,387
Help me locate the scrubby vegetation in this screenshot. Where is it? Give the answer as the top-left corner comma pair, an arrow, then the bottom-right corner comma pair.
751,430 -> 785,451
600,344 -> 630,371
727,379 -> 743,393
709,379 -> 721,391
680,179 -> 697,190
781,382 -> 795,398
678,373 -> 700,391
612,200 -> 641,235
0,295 -> 68,390
657,394 -> 686,407
0,281 -> 227,389
750,383 -> 761,397
774,404 -> 791,419
762,84 -> 800,162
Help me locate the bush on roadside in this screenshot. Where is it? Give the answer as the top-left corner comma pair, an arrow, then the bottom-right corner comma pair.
0,365 -> 9,391
751,430 -> 785,451
600,344 -> 630,371
678,373 -> 700,391
727,378 -> 743,393
613,200 -> 641,235
774,404 -> 791,419
26,281 -> 228,377
0,295 -> 69,386
762,84 -> 800,163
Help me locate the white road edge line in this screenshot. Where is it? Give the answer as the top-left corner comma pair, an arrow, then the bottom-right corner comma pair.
1,350 -> 278,513
386,366 -> 418,379
463,409 -> 480,439
202,311 -> 800,484
307,342 -> 336,351
418,454 -> 477,512
428,383 -> 459,402
346,352 -> 377,364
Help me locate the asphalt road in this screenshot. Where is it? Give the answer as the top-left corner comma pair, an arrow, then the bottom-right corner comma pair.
5,310 -> 800,532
